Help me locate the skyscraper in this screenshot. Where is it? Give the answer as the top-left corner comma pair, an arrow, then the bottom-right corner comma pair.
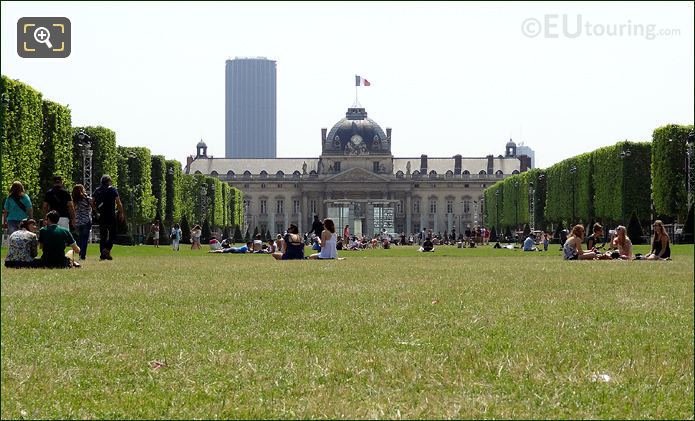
225,57 -> 277,158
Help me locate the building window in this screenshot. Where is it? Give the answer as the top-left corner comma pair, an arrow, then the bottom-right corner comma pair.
243,184 -> 250,189
396,201 -> 403,214
431,183 -> 436,189
277,184 -> 282,188
430,200 -> 437,214
310,200 -> 318,215
334,162 -> 341,172
260,200 -> 267,214
413,200 -> 420,214
446,200 -> 453,214
464,200 -> 470,214
260,224 -> 267,234
464,183 -> 469,188
373,162 -> 380,173
293,200 -> 300,215
261,183 -> 266,189
276,200 -> 284,215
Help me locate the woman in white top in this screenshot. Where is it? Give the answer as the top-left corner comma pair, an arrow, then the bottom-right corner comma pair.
310,218 -> 338,259
190,225 -> 202,250
612,225 -> 633,260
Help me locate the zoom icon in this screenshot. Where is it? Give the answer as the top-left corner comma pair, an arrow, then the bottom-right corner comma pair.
18,17 -> 71,58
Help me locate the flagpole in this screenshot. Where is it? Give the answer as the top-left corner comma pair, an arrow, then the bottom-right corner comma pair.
355,84 -> 358,105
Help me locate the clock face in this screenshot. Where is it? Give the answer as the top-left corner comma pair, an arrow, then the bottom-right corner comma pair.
345,135 -> 367,155
350,135 -> 363,147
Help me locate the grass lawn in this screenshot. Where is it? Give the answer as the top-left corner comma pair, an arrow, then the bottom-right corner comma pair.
1,243 -> 693,419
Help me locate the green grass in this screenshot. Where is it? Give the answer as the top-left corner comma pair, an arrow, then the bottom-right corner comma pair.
1,244 -> 693,419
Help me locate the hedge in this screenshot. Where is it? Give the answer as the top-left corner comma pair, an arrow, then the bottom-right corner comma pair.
165,160 -> 183,225
544,152 -> 593,225
501,173 -> 527,229
73,126 -> 118,191
1,76 -> 43,204
150,155 -> 166,221
117,146 -> 156,224
484,183 -> 504,233
651,124 -> 693,222
39,100 -> 73,212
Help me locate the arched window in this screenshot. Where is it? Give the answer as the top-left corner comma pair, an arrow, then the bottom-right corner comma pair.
396,170 -> 404,178
243,170 -> 252,179
276,170 -> 284,179
462,170 -> 470,175
227,170 -> 235,179
445,170 -> 453,178
210,171 -> 218,177
292,170 -> 301,179
429,170 -> 437,178
412,170 -> 420,176
194,170 -> 202,175
495,170 -> 504,176
309,170 -> 318,176
479,170 -> 487,175
512,170 -> 520,174
260,170 -> 268,179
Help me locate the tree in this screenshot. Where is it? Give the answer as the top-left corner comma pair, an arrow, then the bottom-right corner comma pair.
222,226 -> 230,241
244,229 -> 250,242
265,229 -> 272,242
627,211 -> 644,244
180,215 -> 191,244
682,204 -> 693,244
202,219 -> 211,243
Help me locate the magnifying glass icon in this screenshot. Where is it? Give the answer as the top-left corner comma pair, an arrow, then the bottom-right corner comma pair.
33,26 -> 53,49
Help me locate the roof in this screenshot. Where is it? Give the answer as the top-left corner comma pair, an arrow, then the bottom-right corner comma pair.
188,158 -> 318,175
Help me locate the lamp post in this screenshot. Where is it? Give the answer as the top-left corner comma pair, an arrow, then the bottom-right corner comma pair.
495,190 -> 500,241
529,181 -> 535,232
514,180 -> 520,234
569,165 -> 577,225
76,129 -> 93,194
618,148 -> 632,226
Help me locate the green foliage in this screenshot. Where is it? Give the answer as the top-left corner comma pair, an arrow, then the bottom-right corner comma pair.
117,146 -> 156,225
651,124 -> 693,222
150,155 -> 166,221
265,229 -> 271,242
39,100 -> 73,214
73,126 -> 118,191
1,75 -> 43,203
525,168 -> 547,230
627,210 -> 644,244
484,183 -> 504,233
165,160 -> 183,225
202,219 -> 211,243
500,174 -> 527,229
222,226 -> 230,241
544,153 -> 593,225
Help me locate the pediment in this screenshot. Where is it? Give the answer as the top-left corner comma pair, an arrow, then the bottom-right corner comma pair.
324,167 -> 392,183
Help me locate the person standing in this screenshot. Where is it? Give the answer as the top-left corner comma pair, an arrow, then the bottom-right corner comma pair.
42,176 -> 76,230
171,223 -> 182,251
311,215 -> 324,238
72,184 -> 92,260
3,181 -> 33,235
343,224 -> 350,243
190,224 -> 202,249
543,232 -> 549,252
150,220 -> 160,248
92,175 -> 125,261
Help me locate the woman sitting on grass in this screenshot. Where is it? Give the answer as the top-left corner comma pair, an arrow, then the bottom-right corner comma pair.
309,218 -> 340,260
645,220 -> 671,260
4,218 -> 39,268
611,225 -> 633,260
273,224 -> 305,260
562,225 -> 598,260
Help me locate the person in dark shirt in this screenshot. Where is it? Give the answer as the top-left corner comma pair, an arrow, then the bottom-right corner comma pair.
421,237 -> 434,252
42,176 -> 76,230
39,211 -> 80,268
586,223 -> 605,251
311,215 -> 324,238
92,175 -> 125,261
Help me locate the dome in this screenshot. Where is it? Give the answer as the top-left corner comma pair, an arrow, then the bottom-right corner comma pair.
197,139 -> 207,148
323,106 -> 390,155
506,138 -> 516,148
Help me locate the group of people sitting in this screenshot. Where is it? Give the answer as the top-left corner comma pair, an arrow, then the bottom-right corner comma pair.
5,211 -> 82,269
562,221 -> 671,261
208,218 -> 343,260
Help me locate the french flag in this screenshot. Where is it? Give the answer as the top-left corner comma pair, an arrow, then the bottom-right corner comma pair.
355,75 -> 371,86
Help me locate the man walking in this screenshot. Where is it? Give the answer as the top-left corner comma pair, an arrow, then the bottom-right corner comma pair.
92,175 -> 125,260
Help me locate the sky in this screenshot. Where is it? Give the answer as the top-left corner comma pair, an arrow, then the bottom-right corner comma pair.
1,1 -> 693,169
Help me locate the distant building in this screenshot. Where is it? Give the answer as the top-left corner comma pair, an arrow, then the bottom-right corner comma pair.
516,142 -> 535,168
188,100 -> 530,237
225,57 -> 277,158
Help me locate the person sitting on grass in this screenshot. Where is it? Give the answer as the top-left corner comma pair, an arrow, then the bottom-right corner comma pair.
4,218 -> 39,268
562,224 -> 597,260
252,234 -> 264,252
39,210 -> 81,268
586,223 -> 605,251
310,218 -> 344,260
611,225 -> 634,260
645,220 -> 671,260
523,234 -> 537,251
419,236 -> 434,252
273,224 -> 305,260
311,236 -> 321,252
209,241 -> 252,253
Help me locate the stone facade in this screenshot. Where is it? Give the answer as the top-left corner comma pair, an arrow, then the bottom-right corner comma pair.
186,105 -> 529,237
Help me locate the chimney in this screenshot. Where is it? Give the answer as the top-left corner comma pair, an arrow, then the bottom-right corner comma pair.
518,155 -> 531,172
454,154 -> 462,175
185,155 -> 194,174
386,128 -> 392,140
420,154 -> 428,173
486,154 -> 494,175
321,128 -> 327,142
